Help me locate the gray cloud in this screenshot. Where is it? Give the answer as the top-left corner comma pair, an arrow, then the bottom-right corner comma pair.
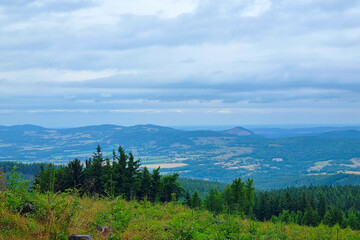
0,0 -> 360,126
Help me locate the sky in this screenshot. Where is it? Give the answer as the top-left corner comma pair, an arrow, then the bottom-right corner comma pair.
0,0 -> 360,127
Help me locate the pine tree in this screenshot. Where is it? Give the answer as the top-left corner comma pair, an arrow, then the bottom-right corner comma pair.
125,152 -> 141,200
191,190 -> 202,209
184,191 -> 192,207
150,167 -> 161,202
259,192 -> 271,221
295,211 -> 303,225
205,188 -> 223,214
279,210 -> 291,224
223,185 -> 233,213
245,178 -> 255,215
285,192 -> 292,211
65,158 -> 84,190
231,177 -> 245,214
0,170 -> 6,191
137,167 -> 152,200
113,146 -> 128,196
318,194 -> 326,219
160,173 -> 182,202
54,166 -> 67,192
34,164 -> 56,192
300,191 -> 308,212
303,203 -> 319,227
347,210 -> 360,230
84,145 -> 104,195
323,207 -> 344,227
102,157 -> 115,197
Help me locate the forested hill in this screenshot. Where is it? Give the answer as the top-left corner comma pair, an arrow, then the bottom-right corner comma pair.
1,124 -> 360,189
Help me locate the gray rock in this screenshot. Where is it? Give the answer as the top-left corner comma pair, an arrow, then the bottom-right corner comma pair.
68,234 -> 93,240
21,203 -> 35,214
97,225 -> 112,234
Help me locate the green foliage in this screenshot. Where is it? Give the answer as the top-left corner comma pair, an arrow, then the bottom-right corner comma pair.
5,167 -> 31,213
216,215 -> 243,239
253,185 -> 360,230
191,190 -> 202,209
204,188 -> 223,214
160,173 -> 183,202
34,145 -> 184,204
346,210 -> 360,230
0,171 -> 6,192
168,217 -> 195,239
303,204 -> 319,227
1,167 -> 80,239
4,157 -> 360,239
1,182 -> 360,239
179,178 -> 227,199
323,207 -> 344,227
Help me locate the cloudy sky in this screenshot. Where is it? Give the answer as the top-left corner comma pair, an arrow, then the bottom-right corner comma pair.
0,0 -> 360,127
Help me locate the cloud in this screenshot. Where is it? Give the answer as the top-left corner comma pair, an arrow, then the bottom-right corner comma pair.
0,69 -> 123,82
0,0 -> 360,126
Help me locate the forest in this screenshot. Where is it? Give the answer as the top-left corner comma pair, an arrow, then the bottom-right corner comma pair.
1,145 -> 360,239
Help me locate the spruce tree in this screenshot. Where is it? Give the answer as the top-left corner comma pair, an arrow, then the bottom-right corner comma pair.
205,188 -> 223,214
102,157 -> 115,197
231,177 -> 245,214
184,191 -> 192,207
245,178 -> 255,215
191,190 -> 202,209
160,173 -> 182,202
65,158 -> 84,190
300,191 -> 308,212
0,170 -> 6,191
125,152 -> 140,200
318,194 -> 326,219
114,146 -> 128,196
347,210 -> 360,230
137,167 -> 151,200
150,167 -> 161,202
223,185 -> 233,213
84,145 -> 104,195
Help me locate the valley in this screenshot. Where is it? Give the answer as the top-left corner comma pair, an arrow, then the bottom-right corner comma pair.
1,124 -> 360,189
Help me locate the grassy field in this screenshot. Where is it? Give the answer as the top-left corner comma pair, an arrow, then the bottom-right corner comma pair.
1,188 -> 360,239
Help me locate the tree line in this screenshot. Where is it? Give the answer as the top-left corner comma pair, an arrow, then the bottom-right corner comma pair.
34,145 -> 182,202
0,161 -> 42,180
253,186 -> 360,230
183,181 -> 360,230
183,178 -> 256,217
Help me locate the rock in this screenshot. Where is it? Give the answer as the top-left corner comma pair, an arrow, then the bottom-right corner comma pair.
68,234 -> 93,240
97,225 -> 112,234
21,203 -> 35,214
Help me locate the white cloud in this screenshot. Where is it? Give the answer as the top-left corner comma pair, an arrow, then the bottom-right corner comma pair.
69,0 -> 200,28
0,68 -> 131,82
241,0 -> 271,17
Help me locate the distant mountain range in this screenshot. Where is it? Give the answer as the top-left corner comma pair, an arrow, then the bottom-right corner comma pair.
1,124 -> 360,189
251,126 -> 360,138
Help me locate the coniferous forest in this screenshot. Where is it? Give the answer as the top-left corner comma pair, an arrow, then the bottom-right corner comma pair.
1,145 -> 360,239
34,145 -> 182,203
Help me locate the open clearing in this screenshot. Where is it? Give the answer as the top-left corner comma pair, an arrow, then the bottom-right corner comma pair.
143,163 -> 188,169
